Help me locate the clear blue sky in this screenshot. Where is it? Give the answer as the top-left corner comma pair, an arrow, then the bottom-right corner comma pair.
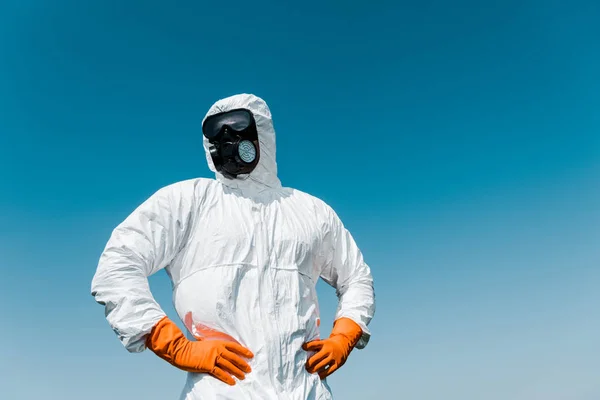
1,1 -> 599,399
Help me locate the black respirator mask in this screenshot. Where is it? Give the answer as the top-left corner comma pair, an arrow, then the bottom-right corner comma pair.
202,108 -> 260,179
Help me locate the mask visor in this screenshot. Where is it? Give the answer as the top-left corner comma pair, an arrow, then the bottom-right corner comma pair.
202,108 -> 255,140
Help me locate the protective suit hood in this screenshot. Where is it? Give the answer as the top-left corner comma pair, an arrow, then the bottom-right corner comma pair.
202,94 -> 282,190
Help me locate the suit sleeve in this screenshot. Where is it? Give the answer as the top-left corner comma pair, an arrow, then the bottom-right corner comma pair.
90,182 -> 196,352
320,205 -> 376,349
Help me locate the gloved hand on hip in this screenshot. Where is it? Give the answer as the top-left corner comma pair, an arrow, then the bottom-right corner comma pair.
302,317 -> 363,379
146,316 -> 254,386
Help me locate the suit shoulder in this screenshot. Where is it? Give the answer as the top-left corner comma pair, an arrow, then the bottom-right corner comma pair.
158,177 -> 216,195
286,188 -> 335,214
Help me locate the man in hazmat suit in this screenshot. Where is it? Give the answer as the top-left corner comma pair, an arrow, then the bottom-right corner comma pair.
91,93 -> 376,399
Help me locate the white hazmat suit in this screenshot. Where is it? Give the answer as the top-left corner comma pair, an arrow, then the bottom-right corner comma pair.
91,94 -> 375,399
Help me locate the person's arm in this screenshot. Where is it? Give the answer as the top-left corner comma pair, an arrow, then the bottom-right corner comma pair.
304,204 -> 375,379
320,205 -> 375,349
90,181 -> 196,353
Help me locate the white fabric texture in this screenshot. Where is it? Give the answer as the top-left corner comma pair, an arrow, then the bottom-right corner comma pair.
91,94 -> 375,400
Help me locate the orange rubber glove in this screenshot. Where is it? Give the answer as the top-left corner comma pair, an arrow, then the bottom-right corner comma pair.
146,316 -> 254,386
302,317 -> 363,379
